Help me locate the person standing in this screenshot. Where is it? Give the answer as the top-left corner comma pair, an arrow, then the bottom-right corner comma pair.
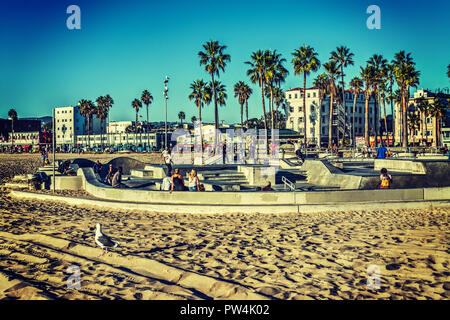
161,147 -> 173,174
376,143 -> 388,159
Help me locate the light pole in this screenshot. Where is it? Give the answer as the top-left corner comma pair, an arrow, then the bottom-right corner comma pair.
163,76 -> 169,148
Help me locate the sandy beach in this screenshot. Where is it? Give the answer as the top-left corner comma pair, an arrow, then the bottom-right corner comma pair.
0,153 -> 448,300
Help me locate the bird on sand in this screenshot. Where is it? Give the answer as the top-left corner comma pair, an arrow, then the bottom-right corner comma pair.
95,223 -> 120,257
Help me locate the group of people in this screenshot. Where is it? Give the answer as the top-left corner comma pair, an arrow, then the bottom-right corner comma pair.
93,160 -> 125,188
161,168 -> 205,193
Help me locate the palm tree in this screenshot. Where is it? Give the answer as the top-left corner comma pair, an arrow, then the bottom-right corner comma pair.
349,77 -> 363,147
210,80 -> 227,107
272,87 -> 286,129
191,116 -> 197,124
292,45 -> 321,145
242,83 -> 253,128
331,46 -> 354,145
407,110 -> 421,145
141,90 -> 153,149
78,99 -> 95,148
131,98 -> 142,148
234,81 -> 247,128
378,81 -> 389,143
367,54 -> 388,147
189,79 -> 211,148
178,111 -> 186,126
313,73 -> 328,146
266,50 -> 288,136
360,65 -> 376,146
392,51 -> 420,147
323,60 -> 341,148
246,50 -> 270,139
102,94 -> 114,146
430,98 -> 447,147
198,40 -> 230,140
7,108 -> 17,147
417,98 -> 432,145
95,96 -> 109,150
386,63 -> 396,143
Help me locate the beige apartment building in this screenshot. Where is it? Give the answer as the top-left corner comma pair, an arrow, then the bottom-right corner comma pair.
285,87 -> 377,146
395,89 -> 450,146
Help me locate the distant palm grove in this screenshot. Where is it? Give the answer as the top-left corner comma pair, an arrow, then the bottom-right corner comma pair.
76,41 -> 449,149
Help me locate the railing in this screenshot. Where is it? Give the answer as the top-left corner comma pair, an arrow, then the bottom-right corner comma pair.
282,176 -> 296,191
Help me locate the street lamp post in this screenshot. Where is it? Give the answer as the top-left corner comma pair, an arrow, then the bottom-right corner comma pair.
163,76 -> 169,149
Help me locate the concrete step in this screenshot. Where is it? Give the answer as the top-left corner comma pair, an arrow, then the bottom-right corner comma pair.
130,169 -> 154,178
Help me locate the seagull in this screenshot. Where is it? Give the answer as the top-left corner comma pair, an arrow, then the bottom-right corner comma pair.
95,223 -> 120,257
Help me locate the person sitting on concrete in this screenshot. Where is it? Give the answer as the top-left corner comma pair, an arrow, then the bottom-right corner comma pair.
188,169 -> 200,192
112,167 -> 126,188
104,164 -> 115,185
262,181 -> 273,191
169,168 -> 185,193
161,171 -> 172,191
377,168 -> 392,189
93,160 -> 103,174
376,143 -> 388,159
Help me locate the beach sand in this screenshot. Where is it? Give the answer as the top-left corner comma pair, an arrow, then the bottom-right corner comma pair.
0,153 -> 448,300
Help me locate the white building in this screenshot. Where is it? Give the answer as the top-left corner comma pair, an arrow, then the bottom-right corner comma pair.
285,87 -> 377,146
107,121 -> 134,134
54,106 -> 106,146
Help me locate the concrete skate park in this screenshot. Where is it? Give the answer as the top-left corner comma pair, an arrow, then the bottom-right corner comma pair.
8,152 -> 450,213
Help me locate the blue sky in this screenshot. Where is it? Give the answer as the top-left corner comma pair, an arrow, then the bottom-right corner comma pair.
1,0 -> 449,123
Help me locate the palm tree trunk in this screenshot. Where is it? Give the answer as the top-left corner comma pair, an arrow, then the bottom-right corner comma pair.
364,94 -> 370,147
436,116 -> 440,147
303,74 -> 307,145
198,100 -> 203,151
374,92 -> 378,147
352,93 -> 357,148
87,117 -> 90,149
270,86 -> 275,143
390,84 -> 395,144
383,97 -> 388,145
245,99 -> 249,129
240,103 -> 244,128
259,74 -> 268,146
402,89 -> 408,148
328,92 -> 334,148
210,74 -> 219,150
135,111 -> 138,148
341,67 -> 346,147
146,104 -> 150,150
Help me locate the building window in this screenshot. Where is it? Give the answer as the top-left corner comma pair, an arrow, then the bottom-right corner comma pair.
313,92 -> 316,98
298,107 -> 303,112
290,107 -> 294,112
307,93 -> 310,98
294,94 -> 297,99
288,94 -> 291,99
